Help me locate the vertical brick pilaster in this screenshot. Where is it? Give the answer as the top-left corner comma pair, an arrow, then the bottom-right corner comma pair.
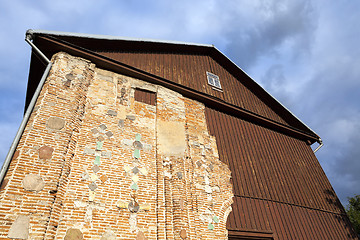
0,52 -> 94,239
43,54 -> 94,239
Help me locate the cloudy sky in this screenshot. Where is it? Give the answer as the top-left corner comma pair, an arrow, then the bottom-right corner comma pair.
0,0 -> 359,205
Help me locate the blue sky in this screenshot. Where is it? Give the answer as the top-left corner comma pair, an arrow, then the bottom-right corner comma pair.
0,0 -> 359,206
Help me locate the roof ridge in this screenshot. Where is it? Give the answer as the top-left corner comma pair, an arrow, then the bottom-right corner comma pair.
26,29 -> 214,48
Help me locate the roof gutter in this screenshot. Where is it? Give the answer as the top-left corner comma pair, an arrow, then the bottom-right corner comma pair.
0,31 -> 52,185
313,138 -> 323,153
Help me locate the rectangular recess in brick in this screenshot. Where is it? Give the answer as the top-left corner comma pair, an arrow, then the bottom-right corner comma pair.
134,88 -> 156,105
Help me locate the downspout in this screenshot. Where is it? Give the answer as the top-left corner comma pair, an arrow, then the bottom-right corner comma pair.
313,138 -> 323,153
0,30 -> 52,185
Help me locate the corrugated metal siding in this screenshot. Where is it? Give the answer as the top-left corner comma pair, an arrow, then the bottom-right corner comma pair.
97,51 -> 289,125
228,197 -> 358,239
205,107 -> 358,239
205,107 -> 341,210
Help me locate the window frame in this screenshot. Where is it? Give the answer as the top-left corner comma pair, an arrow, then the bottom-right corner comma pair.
206,71 -> 222,90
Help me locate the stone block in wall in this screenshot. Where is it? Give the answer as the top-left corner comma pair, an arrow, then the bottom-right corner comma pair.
157,120 -> 186,156
64,228 -> 83,240
38,145 -> 54,160
8,215 -> 30,239
22,174 -> 45,192
46,117 -> 65,130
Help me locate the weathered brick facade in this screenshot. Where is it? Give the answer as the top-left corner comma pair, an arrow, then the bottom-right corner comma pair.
0,52 -> 233,239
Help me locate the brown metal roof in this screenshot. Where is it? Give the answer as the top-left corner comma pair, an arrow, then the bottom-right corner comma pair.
25,30 -> 320,144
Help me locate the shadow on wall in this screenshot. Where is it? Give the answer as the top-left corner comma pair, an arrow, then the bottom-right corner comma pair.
324,189 -> 358,239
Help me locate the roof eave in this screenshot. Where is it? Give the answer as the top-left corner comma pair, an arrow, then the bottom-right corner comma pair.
26,29 -> 320,142
26,29 -> 214,48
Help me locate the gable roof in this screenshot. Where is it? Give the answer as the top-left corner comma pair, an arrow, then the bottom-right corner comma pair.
25,29 -> 320,144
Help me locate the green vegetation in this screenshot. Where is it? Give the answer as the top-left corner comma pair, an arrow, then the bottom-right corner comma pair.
346,194 -> 360,236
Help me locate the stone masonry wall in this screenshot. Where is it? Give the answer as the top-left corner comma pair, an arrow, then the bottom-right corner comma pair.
0,52 -> 233,240
0,53 -> 94,239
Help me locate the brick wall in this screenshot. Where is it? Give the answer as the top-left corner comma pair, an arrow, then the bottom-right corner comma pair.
0,52 -> 233,240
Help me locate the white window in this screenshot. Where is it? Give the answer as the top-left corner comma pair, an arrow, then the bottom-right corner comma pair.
206,72 -> 221,89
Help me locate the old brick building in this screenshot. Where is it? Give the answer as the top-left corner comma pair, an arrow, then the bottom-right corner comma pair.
0,30 -> 357,239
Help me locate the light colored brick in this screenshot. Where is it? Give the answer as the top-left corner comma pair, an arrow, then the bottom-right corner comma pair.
0,52 -> 233,240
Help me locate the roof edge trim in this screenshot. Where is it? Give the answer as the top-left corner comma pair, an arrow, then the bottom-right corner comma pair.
26,29 -> 214,48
